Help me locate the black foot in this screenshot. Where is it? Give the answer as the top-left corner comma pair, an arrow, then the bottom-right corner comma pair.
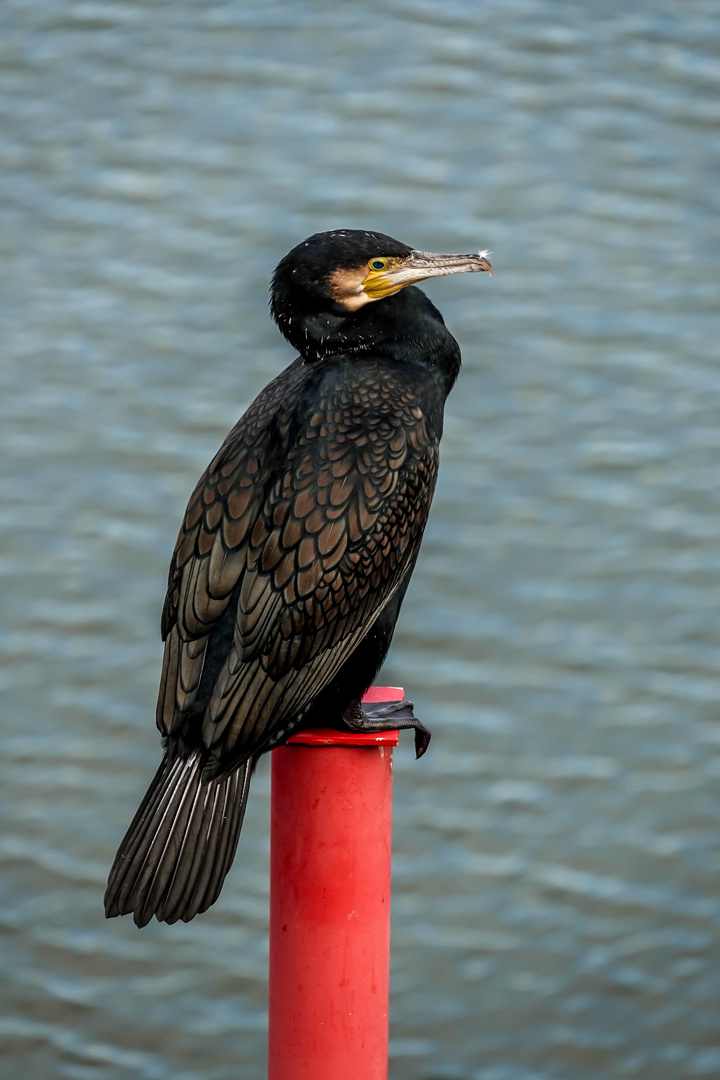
342,700 -> 431,759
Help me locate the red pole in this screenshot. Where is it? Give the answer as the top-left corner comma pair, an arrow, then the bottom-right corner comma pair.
268,687 -> 403,1080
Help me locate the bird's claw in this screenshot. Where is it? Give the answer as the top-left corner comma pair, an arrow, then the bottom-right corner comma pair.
342,700 -> 431,760
413,724 -> 431,759
367,699 -> 414,719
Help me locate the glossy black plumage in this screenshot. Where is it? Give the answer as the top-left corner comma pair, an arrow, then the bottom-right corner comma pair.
105,229 -> 490,926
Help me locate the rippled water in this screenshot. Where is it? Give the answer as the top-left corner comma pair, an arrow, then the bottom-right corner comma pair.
2,1 -> 720,1077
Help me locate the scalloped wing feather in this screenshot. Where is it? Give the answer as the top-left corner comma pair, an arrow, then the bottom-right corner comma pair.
157,357 -> 438,765
200,365 -> 439,762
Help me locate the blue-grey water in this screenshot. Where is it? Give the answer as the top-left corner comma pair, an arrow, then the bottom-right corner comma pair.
2,2 -> 720,1078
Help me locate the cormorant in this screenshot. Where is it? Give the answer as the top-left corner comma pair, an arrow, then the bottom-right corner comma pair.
104,229 -> 491,927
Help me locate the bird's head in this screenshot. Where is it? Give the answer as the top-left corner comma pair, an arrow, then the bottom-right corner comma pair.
270,229 -> 491,363
272,229 -> 491,317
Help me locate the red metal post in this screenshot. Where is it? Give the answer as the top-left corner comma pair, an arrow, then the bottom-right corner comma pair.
268,687 -> 403,1080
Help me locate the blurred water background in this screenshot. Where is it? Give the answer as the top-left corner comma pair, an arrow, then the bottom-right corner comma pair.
2,1 -> 720,1077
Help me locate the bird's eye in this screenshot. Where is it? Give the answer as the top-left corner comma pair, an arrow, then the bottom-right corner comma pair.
369,259 -> 387,271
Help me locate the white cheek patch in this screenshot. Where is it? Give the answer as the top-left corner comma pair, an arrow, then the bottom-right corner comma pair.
328,267 -> 374,311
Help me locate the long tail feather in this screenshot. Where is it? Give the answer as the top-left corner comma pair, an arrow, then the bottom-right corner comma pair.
105,751 -> 251,927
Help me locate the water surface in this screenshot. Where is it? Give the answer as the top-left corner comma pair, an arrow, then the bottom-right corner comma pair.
2,2 -> 720,1077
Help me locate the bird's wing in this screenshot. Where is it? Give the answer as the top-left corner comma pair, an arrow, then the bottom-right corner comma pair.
201,363 -> 439,766
156,359 -> 308,736
158,359 -> 439,769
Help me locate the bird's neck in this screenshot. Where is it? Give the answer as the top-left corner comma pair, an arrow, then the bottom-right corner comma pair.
274,288 -> 461,398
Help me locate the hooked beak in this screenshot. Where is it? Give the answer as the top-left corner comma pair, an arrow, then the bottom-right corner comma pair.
363,249 -> 492,299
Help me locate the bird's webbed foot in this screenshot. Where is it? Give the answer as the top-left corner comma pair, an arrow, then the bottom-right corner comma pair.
341,699 -> 431,759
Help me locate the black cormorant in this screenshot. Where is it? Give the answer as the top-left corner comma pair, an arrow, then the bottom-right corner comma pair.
105,229 -> 492,927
